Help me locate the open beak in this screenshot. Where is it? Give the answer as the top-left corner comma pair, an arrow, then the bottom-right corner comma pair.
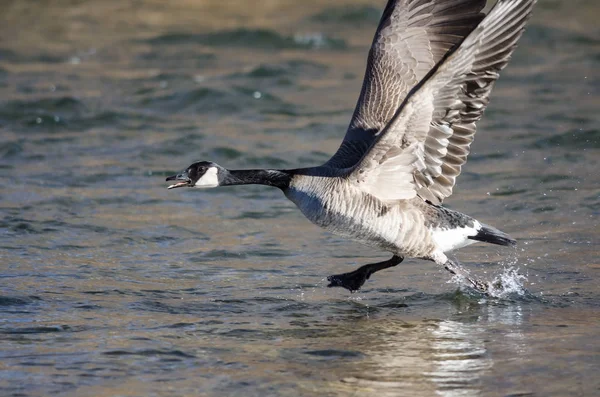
166,171 -> 192,189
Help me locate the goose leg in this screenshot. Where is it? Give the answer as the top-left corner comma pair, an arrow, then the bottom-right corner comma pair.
327,255 -> 404,292
443,259 -> 489,293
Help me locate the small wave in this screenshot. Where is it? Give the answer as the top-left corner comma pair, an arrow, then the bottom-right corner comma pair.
103,349 -> 195,358
0,97 -> 158,133
529,128 -> 600,149
139,87 -> 225,110
138,86 -> 295,117
305,349 -> 363,358
229,59 -> 329,81
523,24 -> 600,48
310,5 -> 381,25
0,295 -> 42,307
145,28 -> 346,50
0,141 -> 23,159
1,325 -> 85,334
136,48 -> 215,67
0,47 -> 64,64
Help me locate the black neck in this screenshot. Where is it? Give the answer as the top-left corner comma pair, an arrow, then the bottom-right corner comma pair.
222,169 -> 292,190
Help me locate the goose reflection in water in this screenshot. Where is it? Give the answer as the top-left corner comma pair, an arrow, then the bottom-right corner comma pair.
326,302 -> 528,397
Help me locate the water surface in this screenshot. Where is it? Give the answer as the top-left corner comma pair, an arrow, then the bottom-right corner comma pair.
0,0 -> 599,396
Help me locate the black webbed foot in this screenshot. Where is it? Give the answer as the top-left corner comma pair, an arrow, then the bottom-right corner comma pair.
327,255 -> 403,292
469,278 -> 489,293
327,268 -> 371,292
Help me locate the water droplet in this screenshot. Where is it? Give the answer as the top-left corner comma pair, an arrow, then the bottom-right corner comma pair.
36,117 -> 42,124
253,91 -> 262,99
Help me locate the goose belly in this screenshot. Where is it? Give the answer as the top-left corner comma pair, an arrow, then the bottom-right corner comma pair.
285,185 -> 415,253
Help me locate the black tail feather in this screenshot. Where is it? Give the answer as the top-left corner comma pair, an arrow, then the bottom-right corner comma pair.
468,223 -> 516,246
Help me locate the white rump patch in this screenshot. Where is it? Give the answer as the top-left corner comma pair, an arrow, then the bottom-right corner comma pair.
194,166 -> 219,188
431,221 -> 481,253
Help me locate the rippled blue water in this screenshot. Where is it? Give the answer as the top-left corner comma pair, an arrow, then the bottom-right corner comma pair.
1,0 -> 598,396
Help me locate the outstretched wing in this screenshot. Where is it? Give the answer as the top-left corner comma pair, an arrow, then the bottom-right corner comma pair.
350,0 -> 536,203
326,0 -> 486,169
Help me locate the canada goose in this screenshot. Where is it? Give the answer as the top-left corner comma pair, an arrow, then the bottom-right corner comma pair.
166,0 -> 536,293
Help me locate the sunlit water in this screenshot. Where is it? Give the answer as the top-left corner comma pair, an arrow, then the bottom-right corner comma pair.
1,0 -> 598,396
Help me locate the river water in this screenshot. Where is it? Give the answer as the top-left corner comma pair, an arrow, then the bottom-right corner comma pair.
1,0 -> 598,396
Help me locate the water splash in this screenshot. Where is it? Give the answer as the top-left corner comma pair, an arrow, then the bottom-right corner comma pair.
486,267 -> 529,298
448,263 -> 529,300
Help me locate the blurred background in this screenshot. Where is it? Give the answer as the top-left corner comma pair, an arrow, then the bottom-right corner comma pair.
0,0 -> 598,396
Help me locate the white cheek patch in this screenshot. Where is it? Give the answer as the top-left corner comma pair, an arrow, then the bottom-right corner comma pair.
194,167 -> 219,188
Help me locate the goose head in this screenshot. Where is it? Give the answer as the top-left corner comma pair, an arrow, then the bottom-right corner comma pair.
166,161 -> 223,189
